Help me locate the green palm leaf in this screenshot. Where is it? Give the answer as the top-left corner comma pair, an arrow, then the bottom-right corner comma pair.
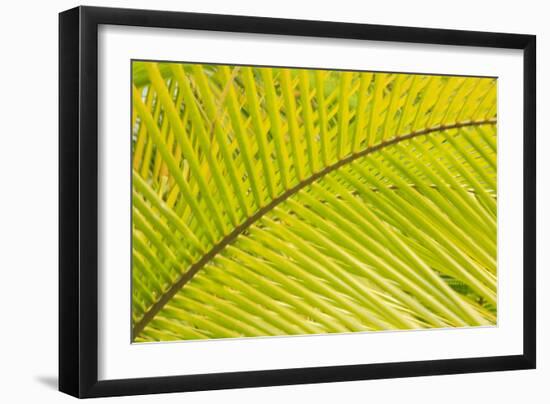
131,61 -> 497,342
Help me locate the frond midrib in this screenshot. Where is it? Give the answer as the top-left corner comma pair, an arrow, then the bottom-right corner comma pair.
132,118 -> 496,339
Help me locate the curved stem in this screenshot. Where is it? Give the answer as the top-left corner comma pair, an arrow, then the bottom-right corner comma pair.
132,118 -> 496,339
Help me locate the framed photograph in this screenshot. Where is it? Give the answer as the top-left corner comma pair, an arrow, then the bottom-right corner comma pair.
59,6 -> 536,398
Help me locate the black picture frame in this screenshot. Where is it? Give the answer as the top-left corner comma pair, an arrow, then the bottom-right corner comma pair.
59,5 -> 536,398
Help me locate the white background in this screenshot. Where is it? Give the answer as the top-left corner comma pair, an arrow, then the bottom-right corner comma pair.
0,0 -> 546,403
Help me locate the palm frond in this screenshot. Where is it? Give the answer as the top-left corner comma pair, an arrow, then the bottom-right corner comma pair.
130,61 -> 497,342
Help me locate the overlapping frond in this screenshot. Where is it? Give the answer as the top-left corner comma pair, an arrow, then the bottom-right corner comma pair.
131,61 -> 497,342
